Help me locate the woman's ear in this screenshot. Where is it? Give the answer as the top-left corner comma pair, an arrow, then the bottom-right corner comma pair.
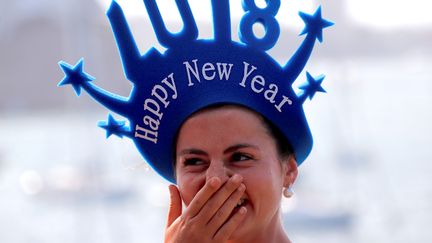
282,155 -> 298,187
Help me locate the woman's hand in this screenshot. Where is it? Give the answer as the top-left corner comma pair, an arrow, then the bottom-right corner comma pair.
164,175 -> 247,243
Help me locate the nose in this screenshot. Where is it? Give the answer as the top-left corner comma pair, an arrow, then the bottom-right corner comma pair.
206,159 -> 232,184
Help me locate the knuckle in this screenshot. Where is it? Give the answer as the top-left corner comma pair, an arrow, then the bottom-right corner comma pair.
193,198 -> 203,207
225,197 -> 234,206
186,215 -> 197,225
215,208 -> 226,220
223,182 -> 236,193
180,214 -> 187,223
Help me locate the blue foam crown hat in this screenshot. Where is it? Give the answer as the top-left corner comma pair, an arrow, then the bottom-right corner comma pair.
58,0 -> 333,183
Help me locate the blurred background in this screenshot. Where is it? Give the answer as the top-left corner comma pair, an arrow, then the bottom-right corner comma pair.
1,0 -> 431,242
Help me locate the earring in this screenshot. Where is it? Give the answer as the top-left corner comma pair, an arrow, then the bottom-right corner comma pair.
283,185 -> 294,198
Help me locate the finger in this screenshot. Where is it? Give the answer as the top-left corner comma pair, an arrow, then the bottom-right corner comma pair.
167,185 -> 182,227
213,206 -> 247,242
196,174 -> 243,224
207,183 -> 245,232
184,177 -> 222,218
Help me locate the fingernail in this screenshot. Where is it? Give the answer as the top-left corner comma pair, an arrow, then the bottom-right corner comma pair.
232,174 -> 242,183
210,177 -> 221,187
238,183 -> 245,192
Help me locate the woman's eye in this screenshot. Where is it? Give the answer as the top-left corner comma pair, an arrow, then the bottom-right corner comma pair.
232,153 -> 252,162
184,158 -> 205,166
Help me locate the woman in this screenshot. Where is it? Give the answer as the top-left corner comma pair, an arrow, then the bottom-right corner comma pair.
164,105 -> 298,243
57,2 -> 331,242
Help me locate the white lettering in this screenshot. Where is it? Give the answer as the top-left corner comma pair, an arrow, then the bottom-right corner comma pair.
135,124 -> 158,144
264,83 -> 278,104
275,95 -> 293,112
161,73 -> 177,99
151,84 -> 170,108
251,75 -> 265,93
143,115 -> 160,130
202,63 -> 216,81
183,59 -> 201,86
144,98 -> 163,120
239,62 -> 257,87
216,63 -> 234,80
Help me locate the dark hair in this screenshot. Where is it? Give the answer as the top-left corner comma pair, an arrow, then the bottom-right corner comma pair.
258,114 -> 294,160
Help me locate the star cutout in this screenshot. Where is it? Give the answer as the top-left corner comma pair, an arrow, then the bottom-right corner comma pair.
299,72 -> 326,100
299,6 -> 334,43
58,58 -> 95,96
98,114 -> 129,138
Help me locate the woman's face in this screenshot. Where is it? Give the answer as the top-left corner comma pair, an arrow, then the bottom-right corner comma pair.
175,106 -> 297,239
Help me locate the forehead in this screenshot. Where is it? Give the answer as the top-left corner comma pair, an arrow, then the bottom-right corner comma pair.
176,106 -> 273,150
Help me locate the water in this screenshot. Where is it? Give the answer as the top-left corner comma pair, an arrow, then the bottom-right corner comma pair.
1,56 -> 431,242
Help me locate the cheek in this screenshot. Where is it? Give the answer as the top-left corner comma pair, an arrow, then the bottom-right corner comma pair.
177,174 -> 206,206
243,162 -> 284,207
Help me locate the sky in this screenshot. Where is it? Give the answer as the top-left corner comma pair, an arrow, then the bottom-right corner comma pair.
347,0 -> 432,28
97,0 -> 432,29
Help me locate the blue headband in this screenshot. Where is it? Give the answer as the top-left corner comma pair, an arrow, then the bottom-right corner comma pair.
58,0 -> 333,183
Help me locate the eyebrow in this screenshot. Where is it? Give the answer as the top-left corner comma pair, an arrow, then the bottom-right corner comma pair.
223,143 -> 259,154
178,143 -> 259,157
178,148 -> 208,156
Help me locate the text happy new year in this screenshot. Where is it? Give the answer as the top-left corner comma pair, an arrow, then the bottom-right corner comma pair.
135,60 -> 293,144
